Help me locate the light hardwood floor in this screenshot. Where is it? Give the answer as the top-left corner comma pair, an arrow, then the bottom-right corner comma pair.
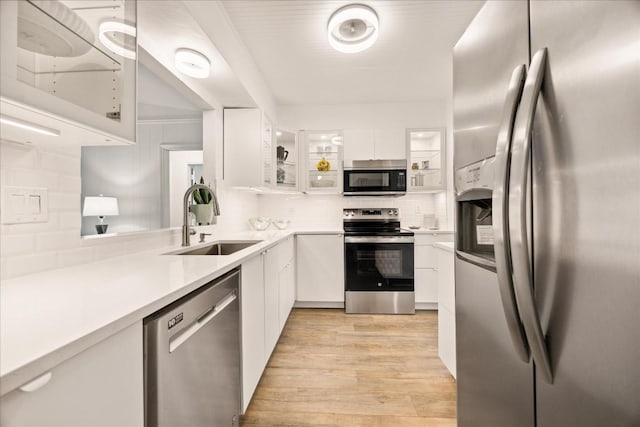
240,308 -> 457,427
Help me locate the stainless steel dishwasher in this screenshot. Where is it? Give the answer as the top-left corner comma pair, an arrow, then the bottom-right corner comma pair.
144,268 -> 240,427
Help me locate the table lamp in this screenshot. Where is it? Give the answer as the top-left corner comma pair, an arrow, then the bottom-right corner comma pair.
82,195 -> 119,234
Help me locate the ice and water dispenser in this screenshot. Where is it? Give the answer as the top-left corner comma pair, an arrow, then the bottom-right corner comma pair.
455,157 -> 496,271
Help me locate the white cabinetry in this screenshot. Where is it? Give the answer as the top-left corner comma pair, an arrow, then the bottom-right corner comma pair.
0,0 -> 137,144
436,244 -> 456,378
343,128 -> 406,161
300,130 -> 343,194
0,322 -> 143,427
240,236 -> 295,413
223,108 -> 274,188
373,128 -> 406,159
343,129 -> 374,160
240,254 -> 266,413
264,236 -> 295,356
295,234 -> 344,307
406,128 -> 446,191
414,232 -> 454,309
263,247 -> 280,357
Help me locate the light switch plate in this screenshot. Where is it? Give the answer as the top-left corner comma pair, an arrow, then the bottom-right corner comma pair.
1,186 -> 48,224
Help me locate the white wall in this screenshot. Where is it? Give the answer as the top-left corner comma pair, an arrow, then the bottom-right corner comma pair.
277,101 -> 447,131
0,141 -> 184,279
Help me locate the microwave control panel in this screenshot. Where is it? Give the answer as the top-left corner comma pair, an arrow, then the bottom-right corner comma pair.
455,156 -> 495,195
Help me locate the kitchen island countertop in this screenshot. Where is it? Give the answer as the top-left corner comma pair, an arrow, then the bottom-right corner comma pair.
0,228 -> 341,396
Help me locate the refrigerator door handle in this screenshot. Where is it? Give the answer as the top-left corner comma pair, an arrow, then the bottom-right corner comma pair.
492,64 -> 530,363
508,48 -> 553,384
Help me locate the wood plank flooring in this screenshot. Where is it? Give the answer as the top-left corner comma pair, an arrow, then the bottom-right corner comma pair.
240,308 -> 457,427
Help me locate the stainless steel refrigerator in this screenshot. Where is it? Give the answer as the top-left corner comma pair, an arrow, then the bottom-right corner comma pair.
452,1 -> 640,426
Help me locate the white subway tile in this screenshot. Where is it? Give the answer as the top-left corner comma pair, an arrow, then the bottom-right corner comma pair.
39,143 -> 81,158
3,251 -> 59,279
5,167 -> 59,189
58,247 -> 97,268
36,230 -> 80,251
57,175 -> 82,193
39,151 -> 80,175
0,233 -> 35,256
0,217 -> 59,234
48,192 -> 80,212
0,142 -> 38,169
57,212 -> 82,230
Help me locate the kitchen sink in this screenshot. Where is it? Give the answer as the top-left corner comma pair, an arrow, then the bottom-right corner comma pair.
169,240 -> 262,256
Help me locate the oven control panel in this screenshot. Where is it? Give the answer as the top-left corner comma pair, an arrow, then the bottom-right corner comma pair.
344,208 -> 399,220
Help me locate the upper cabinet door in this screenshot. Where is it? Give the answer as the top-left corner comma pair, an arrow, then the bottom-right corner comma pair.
300,130 -> 343,194
343,129 -> 374,161
406,128 -> 446,191
373,128 -> 406,159
275,128 -> 298,191
343,128 -> 406,161
0,0 -> 137,144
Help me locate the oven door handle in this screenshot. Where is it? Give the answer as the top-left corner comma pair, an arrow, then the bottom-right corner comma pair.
344,236 -> 415,244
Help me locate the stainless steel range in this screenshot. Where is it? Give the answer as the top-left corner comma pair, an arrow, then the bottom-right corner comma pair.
343,208 -> 415,314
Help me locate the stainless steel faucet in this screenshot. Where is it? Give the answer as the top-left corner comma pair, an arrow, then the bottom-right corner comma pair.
182,183 -> 220,247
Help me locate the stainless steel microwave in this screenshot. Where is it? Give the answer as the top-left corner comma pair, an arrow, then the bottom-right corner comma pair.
343,159 -> 407,196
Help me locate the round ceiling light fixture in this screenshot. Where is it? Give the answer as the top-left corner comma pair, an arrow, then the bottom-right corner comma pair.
327,4 -> 379,54
174,48 -> 211,79
99,21 -> 137,60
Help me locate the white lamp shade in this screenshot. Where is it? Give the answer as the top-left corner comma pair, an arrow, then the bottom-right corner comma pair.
83,196 -> 119,216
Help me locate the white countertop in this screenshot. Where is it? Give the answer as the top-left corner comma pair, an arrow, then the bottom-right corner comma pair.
434,242 -> 455,252
0,228 -> 342,396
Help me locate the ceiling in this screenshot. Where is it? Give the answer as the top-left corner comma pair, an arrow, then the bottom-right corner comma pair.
137,62 -> 203,120
137,0 -> 255,109
220,0 -> 484,106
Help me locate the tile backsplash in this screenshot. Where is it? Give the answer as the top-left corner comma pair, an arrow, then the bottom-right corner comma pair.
0,140 -> 256,280
257,192 -> 450,230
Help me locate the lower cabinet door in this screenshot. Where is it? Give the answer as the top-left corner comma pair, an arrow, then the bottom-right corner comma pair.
264,249 -> 280,357
296,234 -> 344,303
278,261 -> 295,331
415,268 -> 438,304
0,322 -> 143,427
240,254 -> 266,413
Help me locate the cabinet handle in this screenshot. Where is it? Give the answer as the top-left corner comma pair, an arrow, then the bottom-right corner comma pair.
19,372 -> 52,392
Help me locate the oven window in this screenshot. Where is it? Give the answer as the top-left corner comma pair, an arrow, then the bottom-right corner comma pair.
345,243 -> 414,291
349,172 -> 390,188
357,249 -> 403,278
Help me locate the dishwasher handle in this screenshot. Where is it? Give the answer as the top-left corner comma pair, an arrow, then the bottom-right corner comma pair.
169,290 -> 237,353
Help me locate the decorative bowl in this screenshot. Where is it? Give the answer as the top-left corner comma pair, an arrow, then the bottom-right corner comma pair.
272,219 -> 290,230
248,217 -> 271,231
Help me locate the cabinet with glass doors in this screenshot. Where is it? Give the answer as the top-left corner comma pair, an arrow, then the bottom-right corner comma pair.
406,128 -> 446,191
300,130 -> 343,193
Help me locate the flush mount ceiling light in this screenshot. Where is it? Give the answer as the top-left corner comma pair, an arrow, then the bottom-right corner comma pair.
174,48 -> 211,79
99,21 -> 137,60
327,4 -> 379,53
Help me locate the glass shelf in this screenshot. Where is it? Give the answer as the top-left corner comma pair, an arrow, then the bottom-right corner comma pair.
302,130 -> 343,193
407,128 -> 446,191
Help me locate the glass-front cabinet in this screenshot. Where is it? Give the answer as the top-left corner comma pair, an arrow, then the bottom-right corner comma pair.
276,129 -> 297,190
0,0 -> 137,144
406,128 -> 446,191
261,115 -> 273,187
300,130 -> 343,193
